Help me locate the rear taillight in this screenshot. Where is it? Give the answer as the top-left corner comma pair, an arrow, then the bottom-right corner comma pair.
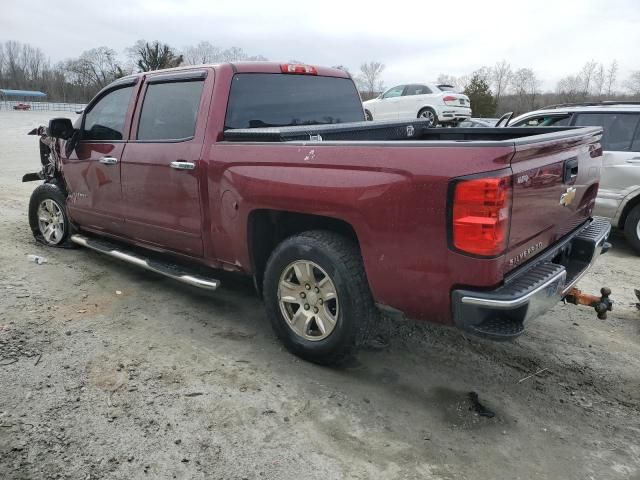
280,63 -> 318,75
451,175 -> 512,257
443,95 -> 457,102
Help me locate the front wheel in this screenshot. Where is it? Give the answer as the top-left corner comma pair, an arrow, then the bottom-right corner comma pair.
365,110 -> 373,121
263,231 -> 376,365
624,204 -> 640,254
417,108 -> 438,127
28,183 -> 73,247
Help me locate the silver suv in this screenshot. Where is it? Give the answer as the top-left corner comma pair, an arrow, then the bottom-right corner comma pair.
507,102 -> 640,253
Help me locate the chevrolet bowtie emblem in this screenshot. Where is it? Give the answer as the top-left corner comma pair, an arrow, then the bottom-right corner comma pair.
560,187 -> 577,207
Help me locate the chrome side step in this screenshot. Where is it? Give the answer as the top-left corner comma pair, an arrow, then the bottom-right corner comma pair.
70,234 -> 220,291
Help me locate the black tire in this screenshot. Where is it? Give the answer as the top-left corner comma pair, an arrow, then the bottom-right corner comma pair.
365,110 -> 373,121
28,182 -> 75,248
624,204 -> 640,253
263,230 -> 376,366
417,107 -> 438,127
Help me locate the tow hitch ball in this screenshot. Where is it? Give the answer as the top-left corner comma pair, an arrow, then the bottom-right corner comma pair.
564,287 -> 613,320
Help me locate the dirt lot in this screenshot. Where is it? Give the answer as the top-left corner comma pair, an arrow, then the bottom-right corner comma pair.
0,111 -> 639,480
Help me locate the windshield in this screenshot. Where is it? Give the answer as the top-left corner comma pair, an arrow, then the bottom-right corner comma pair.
224,73 -> 364,129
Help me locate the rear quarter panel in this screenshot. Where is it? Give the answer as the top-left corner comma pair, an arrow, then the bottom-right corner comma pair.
206,141 -> 514,323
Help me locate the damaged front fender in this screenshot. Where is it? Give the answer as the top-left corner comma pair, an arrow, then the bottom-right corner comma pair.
22,124 -> 62,183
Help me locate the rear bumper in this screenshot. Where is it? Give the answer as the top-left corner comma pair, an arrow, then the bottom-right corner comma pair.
437,105 -> 471,122
451,217 -> 611,340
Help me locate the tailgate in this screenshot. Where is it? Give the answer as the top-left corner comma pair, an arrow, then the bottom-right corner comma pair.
505,127 -> 603,273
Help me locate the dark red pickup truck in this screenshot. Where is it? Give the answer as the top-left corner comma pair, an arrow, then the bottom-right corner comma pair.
24,62 -> 611,365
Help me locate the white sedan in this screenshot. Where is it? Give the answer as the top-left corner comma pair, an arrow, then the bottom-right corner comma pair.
363,84 -> 471,126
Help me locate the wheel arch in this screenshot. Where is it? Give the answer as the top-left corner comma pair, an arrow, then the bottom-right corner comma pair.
247,209 -> 361,293
417,104 -> 439,121
417,104 -> 438,115
618,191 -> 640,230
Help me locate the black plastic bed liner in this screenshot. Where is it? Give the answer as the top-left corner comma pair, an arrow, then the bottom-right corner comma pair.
223,121 -> 584,143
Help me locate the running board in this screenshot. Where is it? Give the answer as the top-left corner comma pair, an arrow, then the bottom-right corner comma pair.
70,234 -> 220,291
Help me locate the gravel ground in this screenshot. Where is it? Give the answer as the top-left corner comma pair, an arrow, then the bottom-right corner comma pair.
1,111 -> 639,480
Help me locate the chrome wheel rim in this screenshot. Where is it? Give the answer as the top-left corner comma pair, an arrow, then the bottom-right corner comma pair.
37,199 -> 65,245
636,218 -> 640,241
419,110 -> 435,125
278,260 -> 339,341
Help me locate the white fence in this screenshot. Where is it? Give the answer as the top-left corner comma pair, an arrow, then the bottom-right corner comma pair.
0,101 -> 86,112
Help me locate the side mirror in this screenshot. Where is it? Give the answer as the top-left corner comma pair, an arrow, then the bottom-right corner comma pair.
48,118 -> 74,140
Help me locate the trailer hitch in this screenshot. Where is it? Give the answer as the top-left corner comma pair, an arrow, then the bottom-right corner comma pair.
564,287 -> 613,320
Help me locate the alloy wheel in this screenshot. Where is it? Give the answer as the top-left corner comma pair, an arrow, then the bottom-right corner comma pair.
278,260 -> 339,341
37,199 -> 65,245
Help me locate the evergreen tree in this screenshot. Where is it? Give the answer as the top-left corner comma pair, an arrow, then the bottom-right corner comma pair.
464,75 -> 496,117
132,41 -> 183,72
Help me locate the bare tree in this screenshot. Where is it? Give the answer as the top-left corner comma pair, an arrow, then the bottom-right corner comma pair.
625,70 -> 640,95
605,60 -> 618,96
580,60 -> 598,96
593,63 -> 605,99
511,68 -> 541,112
492,60 -> 512,102
67,47 -> 123,90
4,41 -> 27,87
0,40 -> 50,90
472,66 -> 492,85
221,47 -> 247,62
183,41 -> 221,65
436,74 -> 469,92
357,61 -> 385,97
556,74 -> 586,102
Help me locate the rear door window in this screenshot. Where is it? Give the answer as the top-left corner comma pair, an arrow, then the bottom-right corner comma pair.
403,84 -> 432,96
224,74 -> 364,129
83,86 -> 134,141
512,114 -> 571,127
573,113 -> 640,151
137,80 -> 204,140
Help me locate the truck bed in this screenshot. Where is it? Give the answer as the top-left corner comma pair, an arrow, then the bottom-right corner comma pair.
223,120 -> 592,143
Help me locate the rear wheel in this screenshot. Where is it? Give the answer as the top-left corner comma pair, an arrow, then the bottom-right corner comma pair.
365,110 -> 373,121
263,231 -> 375,366
28,183 -> 73,247
624,204 -> 640,254
418,108 -> 438,127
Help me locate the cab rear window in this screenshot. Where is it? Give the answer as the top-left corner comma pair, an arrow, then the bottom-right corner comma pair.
224,74 -> 364,129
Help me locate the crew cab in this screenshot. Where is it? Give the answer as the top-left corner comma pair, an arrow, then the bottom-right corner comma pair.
363,83 -> 471,126
24,62 -> 611,365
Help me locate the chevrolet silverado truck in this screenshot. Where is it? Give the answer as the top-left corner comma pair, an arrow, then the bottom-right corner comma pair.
23,62 -> 612,365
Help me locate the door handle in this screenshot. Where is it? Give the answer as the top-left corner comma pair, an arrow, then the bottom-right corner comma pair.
626,157 -> 640,164
99,156 -> 118,165
170,161 -> 196,170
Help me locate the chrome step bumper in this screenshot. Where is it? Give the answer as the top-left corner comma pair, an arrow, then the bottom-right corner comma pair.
70,234 -> 220,291
451,217 -> 611,340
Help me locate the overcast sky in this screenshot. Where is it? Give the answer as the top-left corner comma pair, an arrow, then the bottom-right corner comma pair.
1,0 -> 639,90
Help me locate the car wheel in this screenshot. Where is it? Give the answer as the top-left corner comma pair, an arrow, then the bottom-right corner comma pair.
418,108 -> 438,127
28,183 -> 74,247
365,110 -> 373,121
624,204 -> 640,254
263,230 -> 376,366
